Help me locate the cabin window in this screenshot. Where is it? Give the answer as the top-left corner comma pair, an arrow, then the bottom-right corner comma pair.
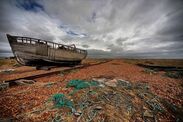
58,45 -> 66,50
47,42 -> 53,48
23,40 -> 26,43
26,40 -> 30,43
38,40 -> 45,44
76,49 -> 80,53
39,42 -> 44,44
31,41 -> 36,44
17,39 -> 22,43
32,39 -> 37,42
54,44 -> 58,49
64,46 -> 68,50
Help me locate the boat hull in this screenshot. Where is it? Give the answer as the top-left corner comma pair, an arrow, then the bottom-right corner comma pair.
7,34 -> 87,66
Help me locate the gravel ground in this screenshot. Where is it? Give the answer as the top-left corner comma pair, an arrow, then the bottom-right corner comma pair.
0,59 -> 182,121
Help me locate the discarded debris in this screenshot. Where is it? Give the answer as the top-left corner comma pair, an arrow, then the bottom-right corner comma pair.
143,68 -> 157,75
143,109 -> 156,122
0,69 -> 15,74
0,82 -> 9,91
60,69 -> 80,76
14,79 -> 35,85
161,99 -> 183,121
1,58 -> 182,122
94,106 -> 102,110
74,112 -> 81,117
134,82 -> 150,90
143,110 -> 154,118
1,76 -> 182,121
164,71 -> 183,79
74,111 -> 82,116
52,114 -> 63,122
44,82 -> 57,88
146,99 -> 164,113
50,79 -> 146,121
104,79 -> 117,87
117,79 -> 132,89
0,118 -> 13,122
92,78 -> 107,84
36,66 -> 51,70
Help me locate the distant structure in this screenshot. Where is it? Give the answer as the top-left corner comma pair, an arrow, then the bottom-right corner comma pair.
7,34 -> 87,66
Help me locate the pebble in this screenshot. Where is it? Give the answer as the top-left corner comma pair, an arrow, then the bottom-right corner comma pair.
74,111 -> 82,116
104,79 -> 117,87
94,106 -> 102,110
92,78 -> 107,84
143,110 -> 154,118
98,84 -> 105,88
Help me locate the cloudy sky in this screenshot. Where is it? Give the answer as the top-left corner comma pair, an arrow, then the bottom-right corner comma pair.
0,0 -> 183,58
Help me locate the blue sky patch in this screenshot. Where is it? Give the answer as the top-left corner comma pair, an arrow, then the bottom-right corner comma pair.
66,30 -> 87,38
16,0 -> 44,12
66,30 -> 79,36
60,25 -> 87,38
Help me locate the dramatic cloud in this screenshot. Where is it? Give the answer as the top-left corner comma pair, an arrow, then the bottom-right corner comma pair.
0,0 -> 183,58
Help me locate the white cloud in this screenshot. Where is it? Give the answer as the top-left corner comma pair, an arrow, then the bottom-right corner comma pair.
0,0 -> 183,58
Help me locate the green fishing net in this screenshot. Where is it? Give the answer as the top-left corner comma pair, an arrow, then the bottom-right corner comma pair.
66,79 -> 99,95
66,79 -> 99,90
52,93 -> 73,109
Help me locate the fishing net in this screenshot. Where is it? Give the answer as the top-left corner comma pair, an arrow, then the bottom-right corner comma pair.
14,76 -> 182,122
66,79 -> 82,87
66,79 -> 99,90
52,93 -> 73,109
43,79 -> 182,122
66,79 -> 99,95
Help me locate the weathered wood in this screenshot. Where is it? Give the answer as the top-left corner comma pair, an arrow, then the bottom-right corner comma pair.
6,34 -> 87,66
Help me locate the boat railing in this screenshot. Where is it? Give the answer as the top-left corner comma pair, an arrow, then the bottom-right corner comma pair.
14,36 -> 86,54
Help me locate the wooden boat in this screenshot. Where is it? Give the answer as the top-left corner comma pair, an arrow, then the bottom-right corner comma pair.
7,34 -> 87,66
